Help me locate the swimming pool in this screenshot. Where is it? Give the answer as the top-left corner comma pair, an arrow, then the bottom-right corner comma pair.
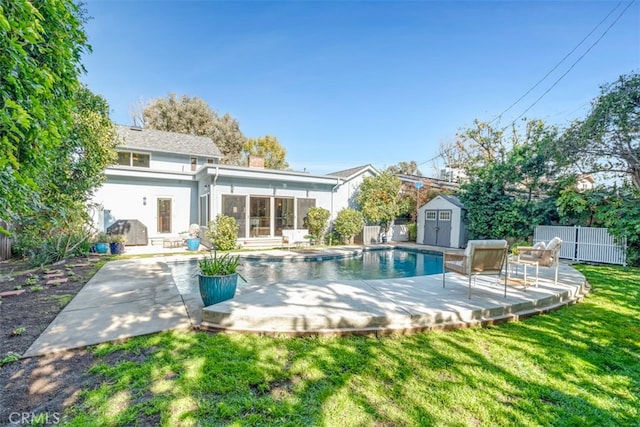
170,249 -> 443,295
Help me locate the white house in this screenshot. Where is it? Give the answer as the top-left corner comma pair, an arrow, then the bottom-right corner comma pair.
91,126 -> 378,245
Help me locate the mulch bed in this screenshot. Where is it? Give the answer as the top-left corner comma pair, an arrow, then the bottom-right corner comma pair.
0,255 -> 107,424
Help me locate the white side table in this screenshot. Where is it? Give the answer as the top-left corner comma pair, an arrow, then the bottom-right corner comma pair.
507,256 -> 539,289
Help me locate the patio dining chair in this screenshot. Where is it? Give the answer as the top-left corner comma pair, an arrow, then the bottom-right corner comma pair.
443,239 -> 509,298
516,237 -> 563,285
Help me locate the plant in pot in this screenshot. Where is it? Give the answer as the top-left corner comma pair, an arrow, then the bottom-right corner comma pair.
186,223 -> 201,251
94,232 -> 109,254
197,251 -> 246,306
108,234 -> 126,255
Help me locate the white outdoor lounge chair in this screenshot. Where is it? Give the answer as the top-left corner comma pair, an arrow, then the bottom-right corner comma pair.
443,239 -> 509,298
516,237 -> 563,285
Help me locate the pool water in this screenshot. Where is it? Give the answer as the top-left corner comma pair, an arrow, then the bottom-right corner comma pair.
171,249 -> 443,294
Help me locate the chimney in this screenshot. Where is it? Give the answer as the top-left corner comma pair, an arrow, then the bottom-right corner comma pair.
248,155 -> 265,169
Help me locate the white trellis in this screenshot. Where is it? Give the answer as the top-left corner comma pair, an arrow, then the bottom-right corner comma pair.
534,225 -> 626,266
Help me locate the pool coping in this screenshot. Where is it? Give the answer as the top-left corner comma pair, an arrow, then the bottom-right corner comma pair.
198,247 -> 589,337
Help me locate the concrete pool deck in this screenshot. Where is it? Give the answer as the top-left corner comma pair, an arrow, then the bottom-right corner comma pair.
24,244 -> 589,357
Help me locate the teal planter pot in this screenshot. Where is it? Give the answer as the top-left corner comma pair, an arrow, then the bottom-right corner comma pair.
198,273 -> 238,306
95,243 -> 109,254
186,238 -> 200,251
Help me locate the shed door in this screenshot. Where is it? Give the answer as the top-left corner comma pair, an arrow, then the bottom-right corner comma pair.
437,211 -> 452,246
423,209 -> 452,247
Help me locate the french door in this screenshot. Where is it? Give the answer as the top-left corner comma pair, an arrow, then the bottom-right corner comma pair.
157,198 -> 172,233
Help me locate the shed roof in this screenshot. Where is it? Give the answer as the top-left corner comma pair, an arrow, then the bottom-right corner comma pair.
116,125 -> 223,158
425,194 -> 465,209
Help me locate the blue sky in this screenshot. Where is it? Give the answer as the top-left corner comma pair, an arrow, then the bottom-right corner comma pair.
82,1 -> 640,175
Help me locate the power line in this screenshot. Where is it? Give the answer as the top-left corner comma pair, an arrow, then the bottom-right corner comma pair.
504,0 -> 636,129
490,0 -> 627,125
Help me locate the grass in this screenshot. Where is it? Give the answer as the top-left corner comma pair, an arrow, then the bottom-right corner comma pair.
65,264 -> 639,426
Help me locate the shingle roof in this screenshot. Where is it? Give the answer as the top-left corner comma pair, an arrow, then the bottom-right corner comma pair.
328,164 -> 376,179
439,194 -> 465,209
116,125 -> 223,158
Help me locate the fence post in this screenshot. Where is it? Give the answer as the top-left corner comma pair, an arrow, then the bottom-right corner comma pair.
574,225 -> 579,262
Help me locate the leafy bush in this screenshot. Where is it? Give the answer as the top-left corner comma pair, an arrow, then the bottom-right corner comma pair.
107,234 -> 126,244
334,208 -> 365,244
408,222 -> 418,241
205,215 -> 238,251
15,227 -> 92,267
198,251 -> 246,281
557,184 -> 640,266
306,207 -> 331,243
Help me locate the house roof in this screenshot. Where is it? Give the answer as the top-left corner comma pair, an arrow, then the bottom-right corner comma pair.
328,164 -> 378,180
116,125 -> 223,158
397,173 -> 460,191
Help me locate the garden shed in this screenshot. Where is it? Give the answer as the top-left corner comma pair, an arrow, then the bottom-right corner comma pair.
417,195 -> 468,248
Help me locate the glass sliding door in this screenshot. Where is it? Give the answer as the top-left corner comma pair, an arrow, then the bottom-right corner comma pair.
297,198 -> 316,229
157,198 -> 172,233
222,195 -> 246,238
249,196 -> 271,237
274,198 -> 294,236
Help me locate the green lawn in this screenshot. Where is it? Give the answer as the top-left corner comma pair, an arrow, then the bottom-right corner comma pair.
65,265 -> 639,426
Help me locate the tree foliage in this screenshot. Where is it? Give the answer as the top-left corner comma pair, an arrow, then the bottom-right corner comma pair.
560,73 -> 640,190
557,184 -> 640,266
242,135 -> 289,170
397,182 -> 439,222
334,208 -> 365,244
0,0 -> 89,233
457,120 -> 561,241
386,160 -> 422,176
355,172 -> 403,233
142,93 -> 247,165
306,207 -> 331,243
15,86 -> 119,264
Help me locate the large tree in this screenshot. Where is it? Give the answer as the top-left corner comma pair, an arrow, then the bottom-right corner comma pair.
142,93 -> 247,165
561,72 -> 640,190
386,160 -> 422,176
0,0 -> 89,234
242,135 -> 289,170
16,86 -> 119,264
355,171 -> 403,235
456,120 -> 562,241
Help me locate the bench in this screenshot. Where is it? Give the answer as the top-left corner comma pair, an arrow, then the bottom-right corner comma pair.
163,237 -> 185,248
282,229 -> 310,249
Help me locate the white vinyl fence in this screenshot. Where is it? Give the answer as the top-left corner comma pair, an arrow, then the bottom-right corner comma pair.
534,225 -> 626,266
356,225 -> 382,244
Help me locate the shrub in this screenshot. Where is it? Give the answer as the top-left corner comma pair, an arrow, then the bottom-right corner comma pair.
205,215 -> 238,251
306,207 -> 331,244
408,222 -> 418,241
334,208 -> 365,244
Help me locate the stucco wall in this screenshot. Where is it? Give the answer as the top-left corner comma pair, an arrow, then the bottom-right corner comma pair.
92,176 -> 197,237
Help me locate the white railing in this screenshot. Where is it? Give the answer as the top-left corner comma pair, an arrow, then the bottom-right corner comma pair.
534,225 -> 626,266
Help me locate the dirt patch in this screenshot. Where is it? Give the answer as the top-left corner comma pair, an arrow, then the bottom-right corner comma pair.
0,256 -> 107,424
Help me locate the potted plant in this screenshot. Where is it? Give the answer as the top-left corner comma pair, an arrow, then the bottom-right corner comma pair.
94,232 -> 109,254
186,223 -> 201,251
108,234 -> 126,255
197,251 -> 246,306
